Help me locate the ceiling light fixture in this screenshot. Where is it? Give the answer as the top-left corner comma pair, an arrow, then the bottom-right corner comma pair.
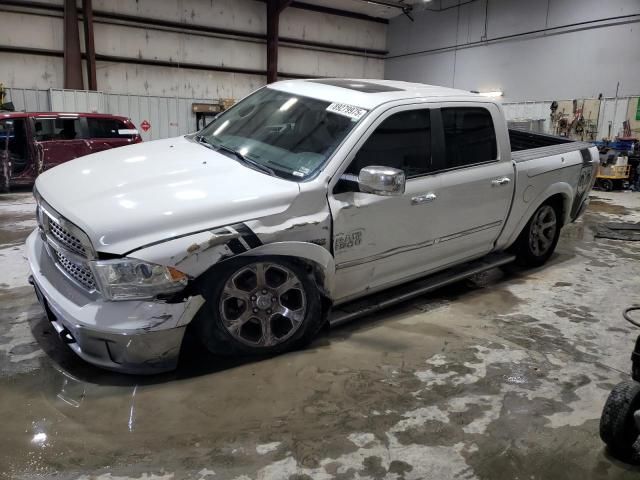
478,91 -> 504,98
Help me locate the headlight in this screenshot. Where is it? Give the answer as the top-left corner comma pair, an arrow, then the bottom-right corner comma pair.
92,258 -> 188,301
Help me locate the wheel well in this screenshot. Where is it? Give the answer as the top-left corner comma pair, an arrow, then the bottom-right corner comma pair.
507,193 -> 569,251
544,193 -> 568,227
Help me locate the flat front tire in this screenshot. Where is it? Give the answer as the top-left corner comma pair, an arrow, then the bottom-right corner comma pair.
193,256 -> 324,357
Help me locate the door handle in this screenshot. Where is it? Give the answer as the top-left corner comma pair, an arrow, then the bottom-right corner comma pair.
411,193 -> 437,205
491,177 -> 511,187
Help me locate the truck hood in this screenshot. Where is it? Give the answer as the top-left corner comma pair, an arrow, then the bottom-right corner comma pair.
35,136 -> 300,254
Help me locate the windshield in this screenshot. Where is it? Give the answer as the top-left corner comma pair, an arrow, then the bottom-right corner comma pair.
197,87 -> 365,180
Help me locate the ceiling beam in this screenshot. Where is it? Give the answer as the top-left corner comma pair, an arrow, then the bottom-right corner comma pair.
354,0 -> 412,12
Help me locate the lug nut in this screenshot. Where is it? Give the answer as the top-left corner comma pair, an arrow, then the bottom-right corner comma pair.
262,289 -> 267,294
271,297 -> 276,302
253,308 -> 258,313
250,295 -> 256,301
267,309 -> 272,314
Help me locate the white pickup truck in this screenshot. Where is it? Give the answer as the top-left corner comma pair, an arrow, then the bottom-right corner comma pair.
27,79 -> 598,374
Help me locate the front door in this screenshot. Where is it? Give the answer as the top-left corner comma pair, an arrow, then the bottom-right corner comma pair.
0,118 -> 32,189
329,106 -> 442,302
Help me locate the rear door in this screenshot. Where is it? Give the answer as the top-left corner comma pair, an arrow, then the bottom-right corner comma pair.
425,104 -> 514,265
32,116 -> 91,170
84,117 -> 139,153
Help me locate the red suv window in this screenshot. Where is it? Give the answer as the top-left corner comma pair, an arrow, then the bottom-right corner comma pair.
87,118 -> 136,139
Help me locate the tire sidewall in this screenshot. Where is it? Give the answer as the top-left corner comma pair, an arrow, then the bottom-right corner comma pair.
515,202 -> 562,267
193,255 -> 323,356
600,381 -> 640,457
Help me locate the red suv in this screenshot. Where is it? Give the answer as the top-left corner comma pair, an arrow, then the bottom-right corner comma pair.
1,112 -> 142,191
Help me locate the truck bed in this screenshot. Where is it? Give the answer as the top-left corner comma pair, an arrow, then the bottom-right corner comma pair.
509,128 -> 593,163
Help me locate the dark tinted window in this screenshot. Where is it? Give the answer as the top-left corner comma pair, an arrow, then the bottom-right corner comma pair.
441,107 -> 497,168
346,109 -> 431,178
33,118 -> 81,141
87,118 -> 133,138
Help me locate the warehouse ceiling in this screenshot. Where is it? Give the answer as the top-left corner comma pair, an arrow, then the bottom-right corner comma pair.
302,0 -> 460,20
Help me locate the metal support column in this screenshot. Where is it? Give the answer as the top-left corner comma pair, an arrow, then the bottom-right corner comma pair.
82,0 -> 97,90
63,0 -> 83,89
266,0 -> 291,84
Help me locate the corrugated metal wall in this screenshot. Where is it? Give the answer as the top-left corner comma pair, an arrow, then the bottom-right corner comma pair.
101,93 -> 212,141
4,87 -> 50,112
5,88 -> 214,141
5,87 -> 639,143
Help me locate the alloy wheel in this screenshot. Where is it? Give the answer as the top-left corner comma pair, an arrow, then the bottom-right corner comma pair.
219,262 -> 307,347
529,205 -> 557,257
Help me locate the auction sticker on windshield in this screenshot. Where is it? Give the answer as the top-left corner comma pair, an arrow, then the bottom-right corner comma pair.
326,103 -> 368,121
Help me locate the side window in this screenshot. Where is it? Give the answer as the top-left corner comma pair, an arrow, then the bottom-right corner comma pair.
345,109 -> 432,178
87,118 -> 133,139
33,118 -> 81,141
441,107 -> 497,169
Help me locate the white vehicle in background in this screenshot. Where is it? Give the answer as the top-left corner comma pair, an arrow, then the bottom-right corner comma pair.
27,79 -> 598,374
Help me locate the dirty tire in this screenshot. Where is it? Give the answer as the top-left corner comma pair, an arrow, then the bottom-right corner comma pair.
511,201 -> 561,267
193,256 -> 324,357
601,179 -> 614,192
600,381 -> 640,460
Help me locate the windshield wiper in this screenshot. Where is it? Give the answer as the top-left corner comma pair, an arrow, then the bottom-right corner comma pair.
214,144 -> 276,177
194,134 -> 217,149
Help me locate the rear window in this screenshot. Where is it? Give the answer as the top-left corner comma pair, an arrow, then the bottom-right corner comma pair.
441,107 -> 497,168
87,118 -> 136,139
33,118 -> 82,141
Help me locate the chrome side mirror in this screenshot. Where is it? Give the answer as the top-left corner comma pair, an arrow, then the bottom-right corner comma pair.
358,166 -> 406,196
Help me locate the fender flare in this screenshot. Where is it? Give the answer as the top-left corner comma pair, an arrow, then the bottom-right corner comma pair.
237,241 -> 336,296
504,182 -> 573,249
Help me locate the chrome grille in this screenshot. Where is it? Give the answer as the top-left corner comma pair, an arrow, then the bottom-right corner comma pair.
55,250 -> 97,291
48,219 -> 87,256
36,193 -> 97,293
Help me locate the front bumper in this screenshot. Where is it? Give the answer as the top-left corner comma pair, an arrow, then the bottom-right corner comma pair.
26,230 -> 204,374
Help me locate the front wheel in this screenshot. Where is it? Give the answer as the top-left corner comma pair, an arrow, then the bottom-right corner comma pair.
512,202 -> 561,267
193,256 -> 324,357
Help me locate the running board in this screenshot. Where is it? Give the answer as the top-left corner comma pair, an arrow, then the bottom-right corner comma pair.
328,253 -> 516,327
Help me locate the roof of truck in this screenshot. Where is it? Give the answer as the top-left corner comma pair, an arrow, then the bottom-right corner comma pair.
269,78 -> 482,110
1,111 -> 130,120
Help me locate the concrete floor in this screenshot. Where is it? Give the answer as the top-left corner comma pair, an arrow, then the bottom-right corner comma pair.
1,191 -> 640,480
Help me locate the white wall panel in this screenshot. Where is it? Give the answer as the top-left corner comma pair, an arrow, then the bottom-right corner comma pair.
387,0 -> 640,101
91,0 -> 265,35
0,11 -> 63,50
280,7 -> 386,51
93,23 -> 265,72
0,53 -> 63,90
94,62 -> 265,99
279,47 -> 384,79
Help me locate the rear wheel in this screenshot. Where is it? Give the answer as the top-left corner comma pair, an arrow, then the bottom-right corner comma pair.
600,381 -> 640,460
193,256 -> 324,356
512,202 -> 561,267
